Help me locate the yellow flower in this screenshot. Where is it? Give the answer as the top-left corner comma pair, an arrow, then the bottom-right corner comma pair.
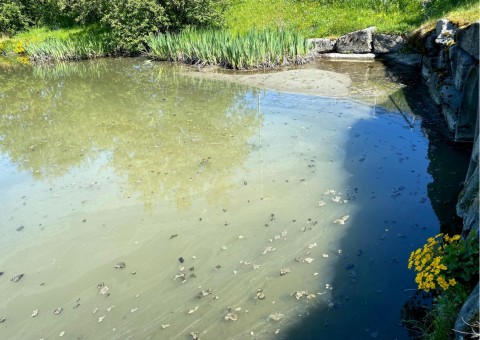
448,278 -> 456,286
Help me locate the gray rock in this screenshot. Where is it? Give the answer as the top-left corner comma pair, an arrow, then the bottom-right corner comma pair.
309,38 -> 335,54
442,105 -> 458,131
454,283 -> 479,339
440,78 -> 463,112
456,66 -> 479,141
373,34 -> 405,54
426,71 -> 443,105
453,48 -> 475,90
335,27 -> 375,53
435,19 -> 456,45
456,22 -> 479,60
381,53 -> 421,67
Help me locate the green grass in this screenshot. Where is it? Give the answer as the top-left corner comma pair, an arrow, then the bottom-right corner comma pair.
224,0 -> 425,38
0,25 -> 113,61
146,28 -> 312,69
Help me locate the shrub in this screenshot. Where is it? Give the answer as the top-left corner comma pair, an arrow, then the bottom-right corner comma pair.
0,1 -> 28,35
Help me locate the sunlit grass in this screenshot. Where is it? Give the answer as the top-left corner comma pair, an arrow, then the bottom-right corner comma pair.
146,28 -> 312,69
224,0 -> 424,38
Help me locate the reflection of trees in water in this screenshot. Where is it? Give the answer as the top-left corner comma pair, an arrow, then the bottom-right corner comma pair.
0,60 -> 262,209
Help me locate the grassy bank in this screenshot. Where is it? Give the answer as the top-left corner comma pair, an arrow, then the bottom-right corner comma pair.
0,0 -> 478,66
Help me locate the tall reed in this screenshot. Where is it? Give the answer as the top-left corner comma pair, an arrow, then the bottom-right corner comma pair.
24,33 -> 111,62
146,28 -> 313,69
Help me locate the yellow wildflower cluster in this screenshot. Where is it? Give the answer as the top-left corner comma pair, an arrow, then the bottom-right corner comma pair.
13,41 -> 26,54
408,233 -> 459,292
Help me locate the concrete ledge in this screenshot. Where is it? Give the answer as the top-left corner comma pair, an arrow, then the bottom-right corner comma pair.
319,53 -> 376,60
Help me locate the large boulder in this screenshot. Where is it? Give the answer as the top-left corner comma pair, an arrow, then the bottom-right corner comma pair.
373,34 -> 405,54
456,22 -> 479,61
452,47 -> 476,90
335,27 -> 375,53
309,38 -> 336,54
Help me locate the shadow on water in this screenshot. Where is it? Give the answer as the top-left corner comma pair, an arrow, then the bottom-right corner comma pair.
284,60 -> 471,339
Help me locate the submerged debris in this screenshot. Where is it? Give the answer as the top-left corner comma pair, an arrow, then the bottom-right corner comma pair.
318,201 -> 326,207
304,258 -> 314,264
269,313 -> 284,321
190,331 -> 200,340
224,312 -> 238,321
262,246 -> 276,255
307,242 -> 317,249
0,317 -> 5,323
11,274 -> 24,282
31,309 -> 38,317
280,268 -> 291,276
334,215 -> 349,225
97,283 -> 109,295
188,306 -> 199,315
53,307 -> 63,315
255,289 -> 266,300
114,262 -> 126,269
197,289 -> 212,299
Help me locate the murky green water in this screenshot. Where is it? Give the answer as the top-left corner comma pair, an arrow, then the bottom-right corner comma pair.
0,59 -> 469,339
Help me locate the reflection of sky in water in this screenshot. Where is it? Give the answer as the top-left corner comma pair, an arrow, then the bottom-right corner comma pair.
0,59 -> 463,339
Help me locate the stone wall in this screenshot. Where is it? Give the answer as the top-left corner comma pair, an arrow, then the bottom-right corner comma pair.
313,21 -> 479,338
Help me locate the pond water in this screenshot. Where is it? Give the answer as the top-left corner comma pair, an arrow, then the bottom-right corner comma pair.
0,59 -> 471,339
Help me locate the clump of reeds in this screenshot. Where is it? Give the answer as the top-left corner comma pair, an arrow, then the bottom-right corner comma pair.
24,34 -> 110,62
146,28 -> 313,69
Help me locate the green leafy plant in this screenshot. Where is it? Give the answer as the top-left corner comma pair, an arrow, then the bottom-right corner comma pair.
406,231 -> 479,339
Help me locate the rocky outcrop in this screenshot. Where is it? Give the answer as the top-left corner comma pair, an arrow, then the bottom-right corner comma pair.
419,20 -> 479,143
335,27 -> 375,53
310,38 -> 336,53
373,34 -> 405,54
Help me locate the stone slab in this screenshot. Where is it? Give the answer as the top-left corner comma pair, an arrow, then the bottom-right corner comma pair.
335,27 -> 375,54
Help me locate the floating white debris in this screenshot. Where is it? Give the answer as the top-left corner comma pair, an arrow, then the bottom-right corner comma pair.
221,246 -> 228,250
281,230 -> 287,237
262,246 -> 275,255
253,264 -> 261,269
238,235 -> 244,239
318,201 -> 326,207
92,308 -> 98,314
331,196 -> 341,203
107,306 -> 115,312
324,189 -> 336,195
99,285 -> 109,295
314,272 -> 319,276
275,329 -> 280,334
322,254 -> 329,258
131,308 -> 138,313
326,284 -> 332,289
292,291 -> 308,299
98,315 -> 105,322
280,268 -> 291,276
53,308 -> 63,315
192,256 -> 197,259
233,270 -> 237,275
304,258 -> 314,264
224,313 -> 238,321
59,331 -> 65,337
188,306 -> 199,315
274,235 -> 280,240
31,309 -> 38,317
334,215 -> 349,224
161,324 -> 170,329
343,200 -> 349,204
308,242 -> 317,249
306,294 -> 316,299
